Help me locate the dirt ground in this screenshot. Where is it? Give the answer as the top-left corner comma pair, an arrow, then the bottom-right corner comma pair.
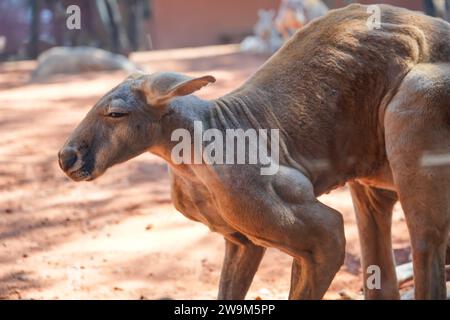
0,44 -> 413,300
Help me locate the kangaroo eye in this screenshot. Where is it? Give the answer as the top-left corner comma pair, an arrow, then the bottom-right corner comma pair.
107,112 -> 128,118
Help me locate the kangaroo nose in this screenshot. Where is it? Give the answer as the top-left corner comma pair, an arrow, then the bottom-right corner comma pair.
58,147 -> 78,172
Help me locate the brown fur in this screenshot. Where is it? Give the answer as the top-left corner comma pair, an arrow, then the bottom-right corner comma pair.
59,4 -> 450,299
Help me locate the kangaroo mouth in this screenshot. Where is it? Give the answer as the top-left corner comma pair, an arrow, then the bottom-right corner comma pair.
65,160 -> 100,182
66,167 -> 93,181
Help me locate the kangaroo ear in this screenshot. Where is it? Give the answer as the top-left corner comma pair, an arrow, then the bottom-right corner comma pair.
169,75 -> 216,97
131,72 -> 216,106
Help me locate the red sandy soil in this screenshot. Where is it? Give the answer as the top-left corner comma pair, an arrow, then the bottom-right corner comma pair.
0,45 -> 412,300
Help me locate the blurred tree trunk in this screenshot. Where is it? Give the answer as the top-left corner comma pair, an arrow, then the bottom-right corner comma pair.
105,0 -> 120,52
423,0 -> 436,16
127,0 -> 140,51
29,0 -> 40,58
445,0 -> 450,21
96,0 -> 130,54
120,0 -> 147,51
51,1 -> 66,46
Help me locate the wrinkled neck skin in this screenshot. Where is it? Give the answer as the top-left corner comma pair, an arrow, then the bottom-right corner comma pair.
149,85 -> 355,196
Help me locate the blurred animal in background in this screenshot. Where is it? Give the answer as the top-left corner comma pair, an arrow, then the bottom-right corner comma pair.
31,46 -> 142,81
275,0 -> 328,40
240,9 -> 283,54
240,0 -> 328,53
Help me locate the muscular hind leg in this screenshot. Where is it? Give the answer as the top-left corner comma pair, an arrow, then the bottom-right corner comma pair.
385,63 -> 450,299
214,166 -> 346,300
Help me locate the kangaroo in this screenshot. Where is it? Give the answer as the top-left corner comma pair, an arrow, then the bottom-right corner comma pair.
58,4 -> 450,299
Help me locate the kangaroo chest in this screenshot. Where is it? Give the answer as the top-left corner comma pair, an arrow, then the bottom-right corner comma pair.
169,169 -> 236,235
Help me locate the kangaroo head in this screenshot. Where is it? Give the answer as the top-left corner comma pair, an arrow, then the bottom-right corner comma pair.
58,72 -> 215,181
